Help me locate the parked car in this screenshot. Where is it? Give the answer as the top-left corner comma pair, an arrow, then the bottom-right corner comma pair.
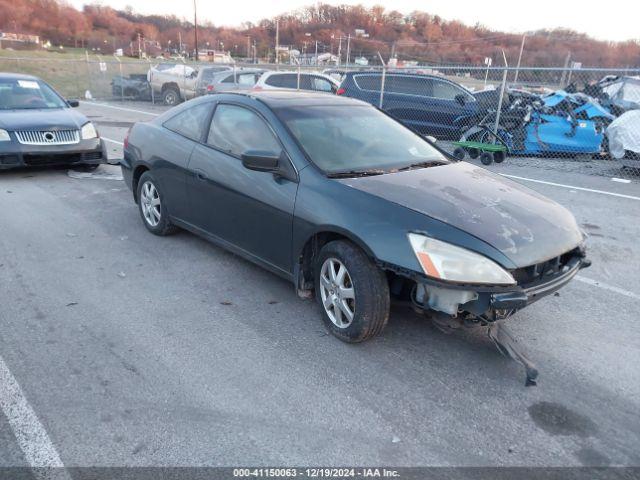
204,69 -> 266,93
253,71 -> 338,93
148,64 -> 233,105
121,91 -> 589,383
337,71 -> 478,138
0,73 -> 106,170
111,74 -> 151,101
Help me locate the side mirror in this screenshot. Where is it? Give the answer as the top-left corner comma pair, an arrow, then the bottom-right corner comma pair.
241,150 -> 280,172
424,135 -> 437,144
455,94 -> 466,106
67,99 -> 80,107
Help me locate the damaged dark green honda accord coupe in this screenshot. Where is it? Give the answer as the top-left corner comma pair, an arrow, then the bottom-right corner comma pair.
121,91 -> 590,383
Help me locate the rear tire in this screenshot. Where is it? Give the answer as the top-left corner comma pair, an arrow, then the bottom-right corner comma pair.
493,151 -> 506,163
315,240 -> 390,343
468,148 -> 480,159
136,171 -> 178,236
162,86 -> 181,106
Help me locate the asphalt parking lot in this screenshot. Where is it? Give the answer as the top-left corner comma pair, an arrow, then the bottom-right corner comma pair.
1,100 -> 639,471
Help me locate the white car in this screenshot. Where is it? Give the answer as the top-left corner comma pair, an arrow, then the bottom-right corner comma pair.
253,71 -> 338,93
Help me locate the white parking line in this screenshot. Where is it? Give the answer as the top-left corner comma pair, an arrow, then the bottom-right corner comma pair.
575,275 -> 640,301
0,353 -> 70,477
102,137 -> 124,146
500,174 -> 640,201
80,101 -> 158,116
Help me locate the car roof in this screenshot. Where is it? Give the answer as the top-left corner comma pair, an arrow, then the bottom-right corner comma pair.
214,90 -> 370,108
0,72 -> 40,81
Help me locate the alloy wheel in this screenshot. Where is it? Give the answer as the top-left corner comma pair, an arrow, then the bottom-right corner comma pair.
140,180 -> 161,227
319,257 -> 356,328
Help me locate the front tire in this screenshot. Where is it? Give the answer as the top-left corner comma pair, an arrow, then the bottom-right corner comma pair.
315,240 -> 390,343
137,171 -> 178,236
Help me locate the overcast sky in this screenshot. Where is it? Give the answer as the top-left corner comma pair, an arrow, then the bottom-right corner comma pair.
68,0 -> 638,42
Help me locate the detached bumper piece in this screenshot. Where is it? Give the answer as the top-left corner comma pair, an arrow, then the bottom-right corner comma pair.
491,253 -> 587,310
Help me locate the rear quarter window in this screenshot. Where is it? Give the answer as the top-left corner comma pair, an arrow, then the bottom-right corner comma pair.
163,103 -> 211,141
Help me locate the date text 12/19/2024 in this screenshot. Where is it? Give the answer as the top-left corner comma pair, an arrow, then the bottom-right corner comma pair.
233,468 -> 401,478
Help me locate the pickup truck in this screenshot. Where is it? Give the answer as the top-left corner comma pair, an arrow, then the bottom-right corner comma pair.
148,64 -> 233,105
111,74 -> 151,101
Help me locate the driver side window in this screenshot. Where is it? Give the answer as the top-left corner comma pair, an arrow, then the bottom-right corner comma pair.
207,104 -> 281,157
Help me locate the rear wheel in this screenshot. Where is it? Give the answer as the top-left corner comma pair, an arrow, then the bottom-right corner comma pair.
494,151 -> 506,163
468,148 -> 480,159
315,240 -> 390,343
162,86 -> 181,106
137,171 -> 178,236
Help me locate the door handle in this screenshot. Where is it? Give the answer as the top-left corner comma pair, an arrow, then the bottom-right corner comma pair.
195,170 -> 208,181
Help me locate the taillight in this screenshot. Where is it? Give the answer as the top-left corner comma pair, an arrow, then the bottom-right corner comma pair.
336,87 -> 346,95
253,85 -> 263,91
206,84 -> 214,93
123,128 -> 131,149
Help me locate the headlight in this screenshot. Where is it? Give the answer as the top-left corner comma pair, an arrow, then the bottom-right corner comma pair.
81,122 -> 98,139
407,233 -> 516,285
0,129 -> 10,142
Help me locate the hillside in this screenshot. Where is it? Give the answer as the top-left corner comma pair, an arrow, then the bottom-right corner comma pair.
1,0 -> 639,67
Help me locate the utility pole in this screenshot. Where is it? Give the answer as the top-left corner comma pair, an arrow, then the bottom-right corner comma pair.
337,36 -> 342,67
193,0 -> 199,61
137,32 -> 141,59
178,31 -> 183,54
275,18 -> 279,64
315,40 -> 318,65
513,33 -> 526,84
247,36 -> 251,60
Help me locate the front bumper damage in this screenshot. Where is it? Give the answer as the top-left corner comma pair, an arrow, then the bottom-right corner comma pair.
386,248 -> 590,386
410,250 -> 590,321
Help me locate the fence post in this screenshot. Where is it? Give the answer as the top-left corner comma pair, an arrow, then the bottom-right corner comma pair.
377,51 -> 386,109
85,50 -> 93,99
292,56 -> 301,90
73,59 -> 81,99
492,50 -> 509,139
114,54 -> 124,102
146,58 -> 155,104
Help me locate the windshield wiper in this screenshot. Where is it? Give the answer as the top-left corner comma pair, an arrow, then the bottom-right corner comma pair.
326,169 -> 386,178
395,159 -> 447,172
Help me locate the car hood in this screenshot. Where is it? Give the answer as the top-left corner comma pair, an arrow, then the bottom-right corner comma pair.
0,108 -> 87,131
336,162 -> 583,267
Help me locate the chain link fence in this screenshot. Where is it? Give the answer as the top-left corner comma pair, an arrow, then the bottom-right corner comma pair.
1,55 -> 638,178
339,65 -> 640,179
